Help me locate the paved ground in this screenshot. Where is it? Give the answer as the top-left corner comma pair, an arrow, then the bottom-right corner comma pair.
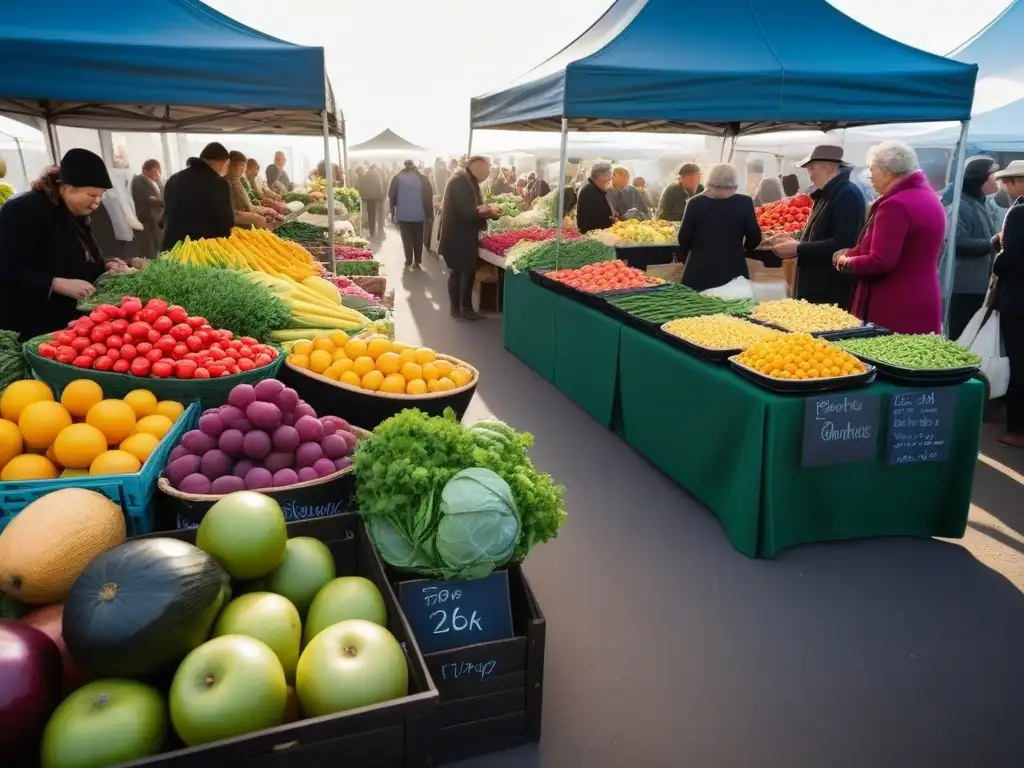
370,229 -> 1024,768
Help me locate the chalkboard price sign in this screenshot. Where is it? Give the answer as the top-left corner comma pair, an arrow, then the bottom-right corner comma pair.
801,393 -> 881,467
399,571 -> 515,655
885,388 -> 958,466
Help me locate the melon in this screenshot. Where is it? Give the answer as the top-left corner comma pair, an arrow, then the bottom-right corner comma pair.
63,538 -> 231,678
0,489 -> 126,605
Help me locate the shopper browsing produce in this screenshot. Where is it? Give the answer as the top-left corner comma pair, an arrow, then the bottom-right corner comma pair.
609,166 -> 650,219
161,142 -> 236,251
657,163 -> 704,222
834,141 -> 946,334
576,163 -> 617,234
227,151 -> 269,230
0,149 -> 113,341
772,145 -> 865,309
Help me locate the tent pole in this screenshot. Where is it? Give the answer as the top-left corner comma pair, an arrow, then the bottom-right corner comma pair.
941,119 -> 970,336
467,120 -> 474,160
726,134 -> 738,163
322,110 -> 336,270
160,133 -> 174,174
555,118 -> 569,265
14,138 -> 28,185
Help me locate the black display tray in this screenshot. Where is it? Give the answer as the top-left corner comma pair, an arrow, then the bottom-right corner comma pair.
657,328 -> 741,362
728,357 -> 877,394
844,352 -> 980,387
535,270 -> 661,311
614,243 -> 678,270
747,317 -> 891,341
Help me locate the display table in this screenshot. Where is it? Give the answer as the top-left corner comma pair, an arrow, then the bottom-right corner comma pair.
504,282 -> 985,557
478,247 -> 507,269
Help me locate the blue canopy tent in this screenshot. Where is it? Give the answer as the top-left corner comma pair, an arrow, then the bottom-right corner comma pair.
0,0 -> 347,239
470,0 -> 979,331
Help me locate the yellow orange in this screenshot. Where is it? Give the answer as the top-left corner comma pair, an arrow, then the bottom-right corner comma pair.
434,377 -> 455,392
360,370 -> 384,391
405,378 -> 428,395
0,454 -> 58,481
367,338 -> 392,360
413,347 -> 437,365
400,362 -> 422,382
391,341 -> 411,354
0,419 -> 23,470
312,334 -> 334,352
134,414 -> 174,441
450,367 -> 473,388
19,401 -> 73,452
329,331 -> 350,348
397,349 -> 418,366
375,352 -> 401,375
86,400 -> 137,445
340,371 -> 362,387
352,356 -> 376,377
323,363 -> 343,380
420,363 -> 440,383
292,339 -> 314,357
427,379 -> 442,392
61,379 -> 104,420
122,389 -> 158,419
309,349 -> 333,374
432,359 -> 454,377
0,380 -> 54,422
53,423 -> 108,469
120,432 -> 160,463
288,354 -> 310,369
379,374 -> 406,393
90,449 -> 141,476
332,348 -> 349,362
154,401 -> 185,423
60,468 -> 89,478
344,339 -> 368,359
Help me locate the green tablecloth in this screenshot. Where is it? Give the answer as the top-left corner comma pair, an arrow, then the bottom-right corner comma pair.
617,326 -> 983,557
503,274 -> 557,382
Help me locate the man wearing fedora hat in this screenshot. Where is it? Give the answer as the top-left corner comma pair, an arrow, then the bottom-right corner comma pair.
991,160 -> 1024,447
773,145 -> 865,309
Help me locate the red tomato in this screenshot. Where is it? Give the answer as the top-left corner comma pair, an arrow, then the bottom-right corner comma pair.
153,316 -> 173,334
89,325 -> 112,344
145,329 -> 160,345
154,336 -> 175,355
208,347 -> 227,361
166,306 -> 188,324
105,335 -> 123,349
207,363 -> 227,378
196,331 -> 213,347
119,344 -> 137,361
169,323 -> 192,342
228,339 -> 242,351
93,355 -> 114,372
145,349 -> 164,364
185,335 -> 203,352
110,318 -> 129,335
70,337 -> 91,352
106,348 -> 121,362
54,330 -> 75,346
220,330 -> 234,341
225,363 -> 240,375
192,367 -> 211,379
112,359 -> 131,373
240,336 -> 258,347
89,309 -> 108,324
97,304 -> 120,320
130,357 -> 151,376
151,360 -> 174,378
56,350 -> 76,365
38,344 -> 57,359
172,343 -> 189,359
117,308 -> 129,319
146,299 -> 168,315
127,321 -> 152,339
253,353 -> 272,367
81,347 -> 100,360
136,342 -> 153,355
237,358 -> 255,372
73,355 -> 94,369
136,308 -> 159,325
225,348 -> 240,360
87,343 -> 107,356
120,297 -> 143,315
174,360 -> 197,379
186,316 -> 208,329
265,348 -> 279,360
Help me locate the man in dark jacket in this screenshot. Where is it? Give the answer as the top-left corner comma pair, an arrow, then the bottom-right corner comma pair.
357,165 -> 385,237
657,163 -> 704,221
773,145 -> 865,309
388,160 -> 434,268
576,163 -> 617,234
131,159 -> 164,260
160,143 -> 234,251
992,161 -> 1024,447
439,156 -> 499,319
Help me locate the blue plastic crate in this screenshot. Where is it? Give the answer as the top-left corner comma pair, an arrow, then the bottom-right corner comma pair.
0,402 -> 200,535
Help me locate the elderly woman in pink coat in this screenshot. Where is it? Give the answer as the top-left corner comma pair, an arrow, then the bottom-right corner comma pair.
833,141 -> 946,334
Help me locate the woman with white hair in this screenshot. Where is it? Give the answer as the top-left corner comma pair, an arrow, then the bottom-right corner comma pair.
676,163 -> 762,291
753,176 -> 784,207
834,141 -> 946,334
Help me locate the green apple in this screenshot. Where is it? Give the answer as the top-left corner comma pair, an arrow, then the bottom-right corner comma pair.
169,635 -> 287,746
196,492 -> 287,579
265,537 -> 336,617
213,593 -> 301,681
303,576 -> 387,646
41,679 -> 167,768
296,620 -> 408,716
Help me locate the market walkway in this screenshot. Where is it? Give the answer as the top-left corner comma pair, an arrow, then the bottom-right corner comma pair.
370,229 -> 1024,768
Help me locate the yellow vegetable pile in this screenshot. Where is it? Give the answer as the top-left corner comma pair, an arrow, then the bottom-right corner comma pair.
734,334 -> 867,380
245,272 -> 370,335
607,219 -> 678,245
751,299 -> 862,333
0,380 -> 184,481
288,333 -> 475,395
661,315 -> 782,350
164,228 -> 322,281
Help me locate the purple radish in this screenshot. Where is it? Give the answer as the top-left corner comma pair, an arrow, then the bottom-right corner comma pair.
218,429 -> 245,458
211,475 -> 246,495
198,413 -> 224,438
254,379 -> 285,403
242,430 -> 273,461
272,468 -> 299,488
179,474 -> 212,495
313,458 -> 337,478
296,442 -> 324,468
232,459 -> 256,478
297,467 -> 319,483
227,384 -> 256,410
272,425 -> 301,453
321,434 -> 348,460
262,451 -> 295,474
244,466 -> 274,490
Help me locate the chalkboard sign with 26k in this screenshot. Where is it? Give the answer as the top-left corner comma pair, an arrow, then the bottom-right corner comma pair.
801,393 -> 881,467
886,388 -> 958,466
399,571 -> 515,655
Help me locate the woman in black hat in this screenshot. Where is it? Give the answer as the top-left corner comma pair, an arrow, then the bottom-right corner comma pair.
0,148 -> 113,340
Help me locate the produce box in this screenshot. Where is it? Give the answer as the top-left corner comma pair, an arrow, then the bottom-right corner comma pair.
129,513 -> 439,768
390,566 -> 546,765
0,402 -> 199,534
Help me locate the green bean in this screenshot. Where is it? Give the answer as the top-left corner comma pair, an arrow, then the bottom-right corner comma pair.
608,285 -> 755,324
836,334 -> 980,370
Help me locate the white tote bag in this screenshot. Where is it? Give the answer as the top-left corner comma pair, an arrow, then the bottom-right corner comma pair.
956,307 -> 1011,399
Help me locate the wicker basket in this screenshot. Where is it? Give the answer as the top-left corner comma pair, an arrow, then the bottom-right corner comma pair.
278,354 -> 479,429
350,276 -> 387,298
23,335 -> 285,408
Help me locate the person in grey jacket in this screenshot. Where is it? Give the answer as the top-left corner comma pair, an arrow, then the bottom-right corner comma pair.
609,166 -> 650,218
942,156 -> 1002,340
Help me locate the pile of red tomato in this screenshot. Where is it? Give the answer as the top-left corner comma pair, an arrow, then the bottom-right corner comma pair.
37,297 -> 279,379
755,193 -> 813,234
547,260 -> 660,293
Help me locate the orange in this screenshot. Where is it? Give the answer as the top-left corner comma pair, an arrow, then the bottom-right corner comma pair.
323,362 -> 344,381
397,349 -> 418,366
90,449 -> 141,476
405,379 -> 428,395
379,374 -> 406,394
18,401 -> 72,452
332,348 -> 349,362
309,349 -> 333,374
0,419 -> 23,470
45,445 -> 61,468
339,371 -> 362,388
329,331 -> 350,348
312,334 -> 335,352
61,379 -> 104,420
53,423 -> 109,469
87,400 -> 137,445
367,338 -> 392,360
352,356 -> 376,377
120,432 -> 160,463
413,347 -> 437,365
427,379 -> 442,393
1,453 -> 58,481
360,370 -> 384,391
60,468 -> 89,478
291,339 -> 314,357
154,401 -> 185,423
420,363 -> 440,383
375,352 -> 401,375
0,380 -> 54,422
134,414 -> 174,441
344,339 -> 368,359
449,367 -> 473,388
434,377 -> 455,392
288,354 -> 310,369
391,341 -> 411,354
332,358 -> 354,374
400,362 -> 422,382
122,389 -> 158,419
432,359 -> 454,378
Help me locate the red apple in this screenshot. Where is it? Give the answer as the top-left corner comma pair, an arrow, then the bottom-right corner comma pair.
0,619 -> 62,758
22,604 -> 91,695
